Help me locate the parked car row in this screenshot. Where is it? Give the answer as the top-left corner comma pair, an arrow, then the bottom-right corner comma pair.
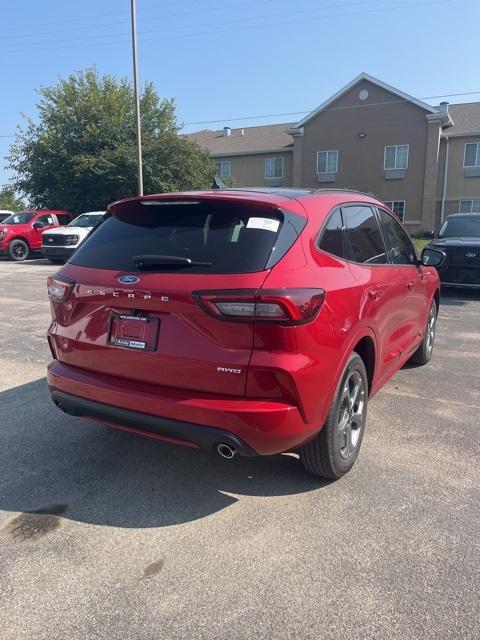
1,201 -> 479,290
0,209 -> 105,262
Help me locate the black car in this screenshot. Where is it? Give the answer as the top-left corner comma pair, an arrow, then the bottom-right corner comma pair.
426,213 -> 480,288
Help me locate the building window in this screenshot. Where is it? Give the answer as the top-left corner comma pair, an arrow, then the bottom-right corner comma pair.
385,200 -> 406,222
384,145 -> 409,170
459,199 -> 480,213
317,150 -> 338,174
265,157 -> 283,179
215,161 -> 231,177
464,143 -> 480,168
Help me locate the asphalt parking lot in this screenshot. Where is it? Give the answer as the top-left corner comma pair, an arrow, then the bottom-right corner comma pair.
0,258 -> 479,640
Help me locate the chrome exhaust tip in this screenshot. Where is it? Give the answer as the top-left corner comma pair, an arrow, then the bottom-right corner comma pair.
217,443 -> 237,459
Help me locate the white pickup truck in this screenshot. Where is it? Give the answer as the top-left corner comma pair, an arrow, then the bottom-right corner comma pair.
42,211 -> 105,264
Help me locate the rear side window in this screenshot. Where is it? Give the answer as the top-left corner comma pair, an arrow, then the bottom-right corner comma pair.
57,214 -> 72,225
36,214 -> 55,226
377,208 -> 416,265
70,201 -> 303,274
318,209 -> 344,258
343,205 -> 387,264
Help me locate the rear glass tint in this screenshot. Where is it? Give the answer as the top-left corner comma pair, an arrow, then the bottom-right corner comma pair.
70,201 -> 288,273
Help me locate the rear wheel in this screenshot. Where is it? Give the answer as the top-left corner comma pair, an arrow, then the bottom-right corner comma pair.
409,300 -> 437,366
299,353 -> 368,479
8,239 -> 29,261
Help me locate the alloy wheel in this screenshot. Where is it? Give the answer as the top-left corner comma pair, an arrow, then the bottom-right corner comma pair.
426,304 -> 436,356
337,370 -> 366,459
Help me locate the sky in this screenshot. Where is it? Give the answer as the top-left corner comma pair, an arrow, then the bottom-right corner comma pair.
1,0 -> 480,186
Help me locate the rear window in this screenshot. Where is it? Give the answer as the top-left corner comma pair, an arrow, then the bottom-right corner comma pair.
70,201 -> 297,274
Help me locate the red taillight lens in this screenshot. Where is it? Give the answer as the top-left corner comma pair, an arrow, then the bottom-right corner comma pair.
47,276 -> 75,302
193,289 -> 325,325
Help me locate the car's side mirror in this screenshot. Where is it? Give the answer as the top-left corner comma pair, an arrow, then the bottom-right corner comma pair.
33,222 -> 43,231
423,230 -> 435,239
421,246 -> 446,267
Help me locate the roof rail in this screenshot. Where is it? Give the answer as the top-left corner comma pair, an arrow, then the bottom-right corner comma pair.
312,188 -> 378,197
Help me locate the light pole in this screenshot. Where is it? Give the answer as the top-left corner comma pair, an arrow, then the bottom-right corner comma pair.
130,0 -> 143,196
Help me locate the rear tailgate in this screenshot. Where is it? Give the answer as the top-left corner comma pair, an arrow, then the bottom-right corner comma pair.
50,267 -> 267,396
49,194 -> 306,397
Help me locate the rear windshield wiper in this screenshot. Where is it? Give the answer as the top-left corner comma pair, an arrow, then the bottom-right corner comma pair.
133,254 -> 212,269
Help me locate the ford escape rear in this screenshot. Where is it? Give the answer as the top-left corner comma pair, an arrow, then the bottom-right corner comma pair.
47,189 -> 444,478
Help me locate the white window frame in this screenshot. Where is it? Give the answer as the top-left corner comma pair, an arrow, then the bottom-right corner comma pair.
265,157 -> 284,179
459,199 -> 480,213
384,145 -> 409,170
215,160 -> 231,177
316,150 -> 338,174
385,200 -> 406,222
463,143 -> 480,168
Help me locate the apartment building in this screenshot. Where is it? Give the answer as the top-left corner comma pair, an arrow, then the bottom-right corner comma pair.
185,73 -> 480,232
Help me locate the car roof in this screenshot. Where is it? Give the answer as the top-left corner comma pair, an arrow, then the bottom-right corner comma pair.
110,188 -> 385,215
446,213 -> 480,219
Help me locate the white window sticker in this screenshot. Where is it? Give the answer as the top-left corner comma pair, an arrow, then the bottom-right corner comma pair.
246,217 -> 280,232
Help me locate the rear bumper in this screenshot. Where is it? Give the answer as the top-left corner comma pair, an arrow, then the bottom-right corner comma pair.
51,390 -> 257,456
47,361 -> 317,456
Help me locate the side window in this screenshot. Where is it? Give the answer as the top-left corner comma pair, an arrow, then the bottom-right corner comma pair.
318,209 -> 344,258
377,208 -> 417,265
36,214 -> 54,226
56,214 -> 71,224
343,205 -> 387,264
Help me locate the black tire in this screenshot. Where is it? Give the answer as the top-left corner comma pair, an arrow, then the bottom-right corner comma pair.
409,299 -> 437,366
8,239 -> 29,261
299,352 -> 368,479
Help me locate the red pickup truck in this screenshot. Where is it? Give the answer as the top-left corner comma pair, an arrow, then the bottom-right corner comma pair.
0,210 -> 74,261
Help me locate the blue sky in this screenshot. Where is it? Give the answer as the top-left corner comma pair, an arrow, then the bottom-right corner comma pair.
1,0 -> 479,186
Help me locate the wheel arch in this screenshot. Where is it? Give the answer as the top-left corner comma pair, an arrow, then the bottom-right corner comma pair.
433,288 -> 440,315
8,235 -> 30,247
352,335 -> 376,395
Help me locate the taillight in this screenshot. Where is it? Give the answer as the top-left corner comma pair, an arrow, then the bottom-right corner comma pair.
47,275 -> 75,302
192,289 -> 325,325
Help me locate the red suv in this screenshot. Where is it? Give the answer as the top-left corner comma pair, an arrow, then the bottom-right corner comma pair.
0,210 -> 74,261
46,189 -> 445,478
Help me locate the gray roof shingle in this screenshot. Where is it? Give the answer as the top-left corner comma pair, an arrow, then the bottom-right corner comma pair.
446,103 -> 480,135
183,122 -> 294,156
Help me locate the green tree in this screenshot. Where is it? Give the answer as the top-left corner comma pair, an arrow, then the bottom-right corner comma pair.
0,186 -> 26,212
7,68 -> 215,213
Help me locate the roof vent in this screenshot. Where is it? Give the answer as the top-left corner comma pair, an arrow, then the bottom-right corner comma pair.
439,101 -> 449,114
241,129 -> 245,136
223,126 -> 232,137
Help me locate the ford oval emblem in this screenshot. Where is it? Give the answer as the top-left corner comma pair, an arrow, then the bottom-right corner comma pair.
465,252 -> 477,258
118,275 -> 140,284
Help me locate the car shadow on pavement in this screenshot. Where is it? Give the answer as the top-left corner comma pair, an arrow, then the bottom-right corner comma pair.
0,257 -> 54,266
440,288 -> 480,306
0,379 -> 326,530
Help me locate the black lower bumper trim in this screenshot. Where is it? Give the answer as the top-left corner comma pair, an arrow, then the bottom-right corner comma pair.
42,248 -> 75,258
50,390 -> 258,456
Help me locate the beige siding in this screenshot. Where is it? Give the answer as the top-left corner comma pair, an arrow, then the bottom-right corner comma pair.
296,79 -> 431,225
441,135 -> 480,200
212,152 -> 293,187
